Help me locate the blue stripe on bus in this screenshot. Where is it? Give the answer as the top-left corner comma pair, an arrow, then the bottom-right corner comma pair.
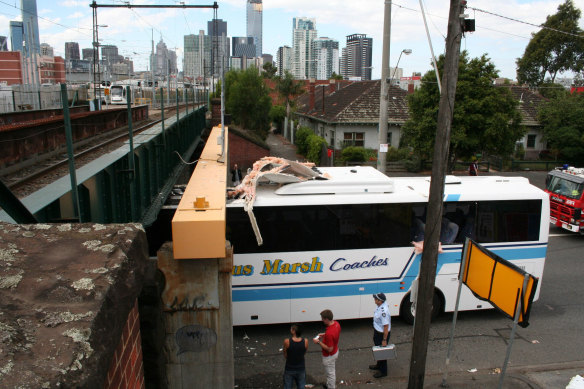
445,194 -> 461,201
232,245 -> 547,302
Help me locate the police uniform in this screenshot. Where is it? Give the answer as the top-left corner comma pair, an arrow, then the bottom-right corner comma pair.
371,293 -> 391,377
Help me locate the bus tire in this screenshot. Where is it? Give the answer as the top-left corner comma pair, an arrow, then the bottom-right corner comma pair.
400,291 -> 442,325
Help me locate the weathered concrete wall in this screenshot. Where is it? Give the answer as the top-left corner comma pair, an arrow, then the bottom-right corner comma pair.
0,222 -> 148,388
157,242 -> 234,389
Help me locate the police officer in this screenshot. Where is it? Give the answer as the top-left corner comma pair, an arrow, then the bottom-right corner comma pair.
369,293 -> 390,378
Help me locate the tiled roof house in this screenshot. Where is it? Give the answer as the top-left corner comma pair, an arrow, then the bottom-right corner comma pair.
295,81 -> 550,160
295,80 -> 409,150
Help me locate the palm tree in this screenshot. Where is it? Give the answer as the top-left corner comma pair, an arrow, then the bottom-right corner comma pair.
275,71 -> 304,138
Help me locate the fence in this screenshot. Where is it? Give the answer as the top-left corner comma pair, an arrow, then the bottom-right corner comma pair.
0,84 -> 89,113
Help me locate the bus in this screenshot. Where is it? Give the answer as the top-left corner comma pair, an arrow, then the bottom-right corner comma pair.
226,166 -> 549,326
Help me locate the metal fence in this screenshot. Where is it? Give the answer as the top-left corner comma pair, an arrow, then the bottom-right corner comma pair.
0,85 -> 89,113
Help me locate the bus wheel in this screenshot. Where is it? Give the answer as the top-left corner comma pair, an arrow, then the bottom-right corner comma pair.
400,292 -> 442,325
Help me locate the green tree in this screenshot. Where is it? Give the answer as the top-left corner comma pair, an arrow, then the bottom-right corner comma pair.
538,82 -> 569,99
401,52 -> 524,167
275,70 -> 305,125
269,105 -> 286,133
225,67 -> 272,137
262,62 -> 278,79
330,72 -> 343,80
538,93 -> 584,164
516,0 -> 584,86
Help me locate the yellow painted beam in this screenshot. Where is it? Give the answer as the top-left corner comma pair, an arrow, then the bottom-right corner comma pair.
172,126 -> 227,259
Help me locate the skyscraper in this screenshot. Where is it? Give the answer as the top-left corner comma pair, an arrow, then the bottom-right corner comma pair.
341,34 -> 373,81
82,48 -> 93,61
21,0 -> 41,54
208,19 -> 229,76
232,37 -> 256,58
65,42 -> 80,60
183,31 -> 211,82
9,21 -> 23,52
246,0 -> 262,57
0,36 -> 8,51
40,43 -> 53,57
292,17 -> 317,80
311,37 -> 339,80
277,45 -> 292,77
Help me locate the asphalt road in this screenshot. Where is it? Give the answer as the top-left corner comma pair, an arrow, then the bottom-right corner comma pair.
233,171 -> 584,388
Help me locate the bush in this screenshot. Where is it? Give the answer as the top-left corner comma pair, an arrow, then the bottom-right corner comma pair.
269,105 -> 286,133
295,126 -> 314,155
307,134 -> 328,163
340,146 -> 368,162
386,147 -> 411,162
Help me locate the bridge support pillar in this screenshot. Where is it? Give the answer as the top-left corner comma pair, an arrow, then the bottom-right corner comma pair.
157,241 -> 234,388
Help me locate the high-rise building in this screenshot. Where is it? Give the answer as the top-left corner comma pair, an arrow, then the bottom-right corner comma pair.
277,45 -> 293,77
207,19 -> 229,76
246,0 -> 262,57
292,17 -> 317,80
9,21 -> 23,52
101,45 -> 120,66
21,0 -> 41,54
232,37 -> 255,58
40,43 -> 53,57
341,34 -> 372,81
82,48 -> 93,61
311,37 -> 339,80
65,42 -> 80,60
183,31 -> 212,82
0,36 -> 8,51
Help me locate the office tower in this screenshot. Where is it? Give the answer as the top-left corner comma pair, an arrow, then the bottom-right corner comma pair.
183,31 -> 211,82
40,43 -> 53,57
246,0 -> 262,57
21,0 -> 41,54
232,37 -> 255,58
292,17 -> 317,80
342,34 -> 373,80
207,18 -> 229,76
0,36 -> 8,51
65,42 -> 80,60
9,21 -> 24,52
82,48 -> 93,61
277,45 -> 292,77
101,45 -> 120,66
311,37 -> 339,80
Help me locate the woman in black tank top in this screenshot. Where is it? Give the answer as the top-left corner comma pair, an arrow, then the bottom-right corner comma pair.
283,323 -> 308,389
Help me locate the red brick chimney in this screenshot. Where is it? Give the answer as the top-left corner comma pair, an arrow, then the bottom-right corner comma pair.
329,80 -> 336,93
309,81 -> 315,111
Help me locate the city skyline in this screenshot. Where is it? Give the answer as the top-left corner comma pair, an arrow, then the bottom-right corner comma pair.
1,0 -> 583,81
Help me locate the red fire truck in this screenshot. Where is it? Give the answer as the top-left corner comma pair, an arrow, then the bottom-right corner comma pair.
545,166 -> 584,233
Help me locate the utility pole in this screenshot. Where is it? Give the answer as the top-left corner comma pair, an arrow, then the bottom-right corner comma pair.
377,0 -> 391,174
407,0 -> 464,387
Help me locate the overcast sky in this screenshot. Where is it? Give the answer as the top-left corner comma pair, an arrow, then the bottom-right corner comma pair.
1,0 -> 583,80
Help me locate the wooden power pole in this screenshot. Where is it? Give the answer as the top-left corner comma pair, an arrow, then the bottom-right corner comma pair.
407,0 -> 465,387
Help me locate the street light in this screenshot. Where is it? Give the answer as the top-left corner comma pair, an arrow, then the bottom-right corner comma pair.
389,49 -> 412,84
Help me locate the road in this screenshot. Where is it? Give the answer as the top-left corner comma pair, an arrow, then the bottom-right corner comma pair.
233,171 -> 584,388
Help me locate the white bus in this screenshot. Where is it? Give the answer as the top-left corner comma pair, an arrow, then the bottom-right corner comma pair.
226,166 -> 549,326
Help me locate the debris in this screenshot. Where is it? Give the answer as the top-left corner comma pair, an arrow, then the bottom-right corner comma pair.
467,368 -> 477,373
492,368 -> 501,374
531,340 -> 540,344
305,385 -> 314,388
243,332 -> 249,340
566,375 -> 584,389
279,348 -> 283,352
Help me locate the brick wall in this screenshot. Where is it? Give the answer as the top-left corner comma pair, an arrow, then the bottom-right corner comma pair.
104,299 -> 145,389
228,131 -> 270,175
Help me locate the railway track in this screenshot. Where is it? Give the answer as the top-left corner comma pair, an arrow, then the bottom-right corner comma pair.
2,119 -> 162,196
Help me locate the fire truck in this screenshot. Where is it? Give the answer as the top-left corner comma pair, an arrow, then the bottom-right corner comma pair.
545,166 -> 584,233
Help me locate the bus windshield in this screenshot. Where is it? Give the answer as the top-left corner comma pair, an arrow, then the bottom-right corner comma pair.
110,87 -> 123,97
547,176 -> 583,199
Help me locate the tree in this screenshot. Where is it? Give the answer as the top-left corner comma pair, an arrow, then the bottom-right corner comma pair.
516,0 -> 584,86
262,62 -> 278,79
275,70 -> 305,126
401,52 -> 524,167
330,72 -> 343,80
538,92 -> 584,164
225,67 -> 272,137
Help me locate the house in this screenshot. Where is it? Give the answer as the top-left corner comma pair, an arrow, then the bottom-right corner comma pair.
295,81 -> 550,160
294,80 -> 409,151
498,85 -> 549,160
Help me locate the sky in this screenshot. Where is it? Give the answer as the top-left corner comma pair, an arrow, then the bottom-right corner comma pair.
1,0 -> 584,81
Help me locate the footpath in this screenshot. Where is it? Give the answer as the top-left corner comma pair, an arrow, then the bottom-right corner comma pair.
263,133 -> 584,389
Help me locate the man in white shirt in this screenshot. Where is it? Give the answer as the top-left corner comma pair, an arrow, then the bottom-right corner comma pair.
369,293 -> 390,378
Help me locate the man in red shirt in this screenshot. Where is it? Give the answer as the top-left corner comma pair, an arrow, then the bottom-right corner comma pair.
313,309 -> 341,389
